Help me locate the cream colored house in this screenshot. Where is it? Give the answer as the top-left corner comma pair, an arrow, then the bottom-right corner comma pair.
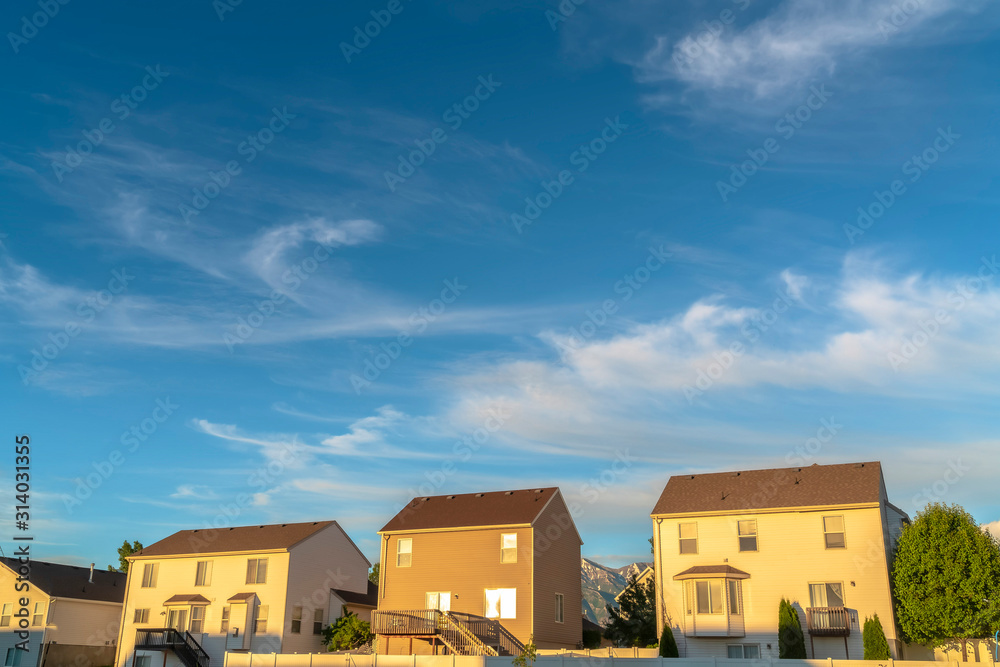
114,521 -> 370,667
651,461 -> 909,661
374,487 -> 582,655
0,558 -> 125,667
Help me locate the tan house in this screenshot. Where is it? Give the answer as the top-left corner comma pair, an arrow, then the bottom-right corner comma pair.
114,521 -> 370,667
650,461 -> 909,661
373,487 -> 582,655
0,558 -> 125,667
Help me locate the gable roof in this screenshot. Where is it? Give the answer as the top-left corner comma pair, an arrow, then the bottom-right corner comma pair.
0,558 -> 125,603
673,565 -> 750,580
380,487 -> 561,532
135,520 -> 336,558
332,581 -> 378,608
651,461 -> 884,516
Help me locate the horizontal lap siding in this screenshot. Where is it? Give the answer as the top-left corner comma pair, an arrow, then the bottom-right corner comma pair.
379,527 -> 533,647
532,493 -> 582,649
654,506 -> 898,660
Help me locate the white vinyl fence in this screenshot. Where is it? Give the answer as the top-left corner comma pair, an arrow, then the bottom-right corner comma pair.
224,654 -> 983,667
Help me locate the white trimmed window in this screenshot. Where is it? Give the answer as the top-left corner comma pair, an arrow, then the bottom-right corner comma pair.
554,593 -> 564,623
695,581 -> 724,614
313,609 -> 324,635
133,608 -> 150,624
291,606 -> 302,633
220,607 -> 231,634
195,561 -> 213,586
501,533 -> 517,563
246,558 -> 268,584
728,644 -> 760,659
426,592 -> 451,612
738,519 -> 758,552
254,605 -> 268,634
823,516 -> 846,548
141,563 -> 158,588
809,582 -> 845,608
31,602 -> 44,626
679,522 -> 698,554
727,581 -> 741,615
190,606 -> 205,634
396,538 -> 412,567
485,588 -> 516,619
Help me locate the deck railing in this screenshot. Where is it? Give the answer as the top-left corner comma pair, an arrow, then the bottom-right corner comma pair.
805,607 -> 851,637
135,629 -> 210,667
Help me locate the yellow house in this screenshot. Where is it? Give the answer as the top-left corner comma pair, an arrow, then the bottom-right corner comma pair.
114,521 -> 370,667
651,461 -> 909,661
0,558 -> 125,667
373,487 -> 582,655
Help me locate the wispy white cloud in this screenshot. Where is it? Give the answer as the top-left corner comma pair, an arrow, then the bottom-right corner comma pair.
636,0 -> 987,103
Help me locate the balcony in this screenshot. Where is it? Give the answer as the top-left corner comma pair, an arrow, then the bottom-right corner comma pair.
805,607 -> 851,637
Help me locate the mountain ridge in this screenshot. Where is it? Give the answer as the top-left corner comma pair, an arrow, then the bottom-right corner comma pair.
581,557 -> 652,624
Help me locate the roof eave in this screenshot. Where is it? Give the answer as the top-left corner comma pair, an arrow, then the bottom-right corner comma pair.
650,501 -> 882,519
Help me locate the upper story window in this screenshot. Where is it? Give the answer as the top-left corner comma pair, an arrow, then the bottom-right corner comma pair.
0,603 -> 11,627
31,602 -> 44,626
291,606 -> 302,633
246,558 -> 268,584
554,593 -> 565,623
397,538 -> 412,567
809,582 -> 845,608
141,563 -> 158,588
195,560 -> 213,586
501,533 -> 517,563
823,516 -> 846,549
679,522 -> 698,554
133,608 -> 150,624
738,520 -> 758,552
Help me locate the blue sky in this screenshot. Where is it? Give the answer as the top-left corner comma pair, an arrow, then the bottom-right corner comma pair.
2,0 -> 999,569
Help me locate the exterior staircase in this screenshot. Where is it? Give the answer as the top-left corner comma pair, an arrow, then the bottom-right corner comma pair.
373,609 -> 525,656
135,629 -> 210,667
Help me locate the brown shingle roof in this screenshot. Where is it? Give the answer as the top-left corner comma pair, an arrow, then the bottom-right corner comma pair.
651,461 -> 883,515
136,520 -> 335,557
0,558 -> 125,603
332,581 -> 378,608
380,488 -> 560,532
163,594 -> 211,605
673,565 -> 750,580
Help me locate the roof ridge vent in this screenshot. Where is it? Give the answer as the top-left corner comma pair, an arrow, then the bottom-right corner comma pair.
446,495 -> 455,499
504,491 -> 514,495
854,463 -> 864,468
731,471 -> 741,477
475,493 -> 485,497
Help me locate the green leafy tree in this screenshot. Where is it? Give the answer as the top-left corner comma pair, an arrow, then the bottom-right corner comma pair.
108,540 -> 142,573
512,635 -> 537,667
892,503 -> 1000,661
658,624 -> 679,657
778,598 -> 807,659
321,610 -> 373,651
863,614 -> 891,660
369,562 -> 380,585
604,573 -> 657,647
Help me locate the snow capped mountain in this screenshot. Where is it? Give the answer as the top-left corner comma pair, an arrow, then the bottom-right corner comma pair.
581,558 -> 653,624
